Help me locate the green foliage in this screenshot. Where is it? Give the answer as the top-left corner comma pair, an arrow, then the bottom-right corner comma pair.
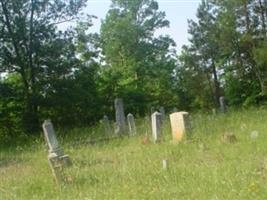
100,0 -> 177,114
178,0 -> 267,109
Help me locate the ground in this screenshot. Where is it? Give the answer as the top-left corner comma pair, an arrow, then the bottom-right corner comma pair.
1,108 -> 267,199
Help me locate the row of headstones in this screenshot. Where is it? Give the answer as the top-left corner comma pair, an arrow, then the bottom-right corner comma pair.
104,98 -> 173,137
42,96 -> 227,183
105,98 -> 192,143
106,96 -> 227,141
103,98 -> 137,136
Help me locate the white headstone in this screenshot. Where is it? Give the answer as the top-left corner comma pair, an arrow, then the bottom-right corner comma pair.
151,112 -> 162,143
169,112 -> 190,142
114,98 -> 126,135
127,113 -> 136,136
163,159 -> 168,170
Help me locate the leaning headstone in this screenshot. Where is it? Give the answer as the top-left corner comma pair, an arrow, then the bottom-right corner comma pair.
42,119 -> 71,184
169,112 -> 190,142
159,106 -> 166,121
127,113 -> 137,136
114,98 -> 126,135
103,115 -> 111,135
151,112 -> 162,143
219,96 -> 226,113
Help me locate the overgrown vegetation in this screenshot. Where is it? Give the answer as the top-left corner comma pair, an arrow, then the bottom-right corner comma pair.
1,0 -> 267,140
1,109 -> 267,199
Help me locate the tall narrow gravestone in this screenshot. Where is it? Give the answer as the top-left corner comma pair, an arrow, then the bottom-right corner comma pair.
42,119 -> 71,184
219,96 -> 226,113
114,98 -> 126,135
151,112 -> 162,143
169,112 -> 190,142
103,115 -> 111,135
159,106 -> 166,121
127,113 -> 136,136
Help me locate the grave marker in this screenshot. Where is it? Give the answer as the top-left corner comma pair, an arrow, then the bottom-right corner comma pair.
219,96 -> 226,113
159,106 -> 166,121
127,113 -> 136,136
42,119 -> 71,184
151,112 -> 162,143
169,112 -> 190,142
114,98 -> 126,135
103,115 -> 111,135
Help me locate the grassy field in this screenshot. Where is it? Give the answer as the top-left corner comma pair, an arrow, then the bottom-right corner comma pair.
1,108 -> 267,199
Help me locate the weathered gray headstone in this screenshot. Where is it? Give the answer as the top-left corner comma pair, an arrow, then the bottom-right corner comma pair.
42,119 -> 63,156
127,113 -> 136,136
42,119 -> 71,184
172,107 -> 178,113
159,106 -> 165,121
219,96 -> 226,113
103,115 -> 111,135
114,98 -> 126,135
169,112 -> 190,142
151,112 -> 162,143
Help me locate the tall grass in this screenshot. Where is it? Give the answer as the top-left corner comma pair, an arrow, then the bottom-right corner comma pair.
1,108 -> 267,199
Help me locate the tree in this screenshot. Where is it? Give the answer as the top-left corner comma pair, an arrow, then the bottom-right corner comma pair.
0,0 -> 88,134
186,0 -> 222,106
100,0 -> 176,114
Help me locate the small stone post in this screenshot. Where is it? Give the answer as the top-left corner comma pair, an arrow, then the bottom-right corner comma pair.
42,119 -> 71,184
114,98 -> 126,135
219,96 -> 226,113
127,113 -> 136,136
169,112 -> 190,142
151,112 -> 162,143
103,115 -> 111,135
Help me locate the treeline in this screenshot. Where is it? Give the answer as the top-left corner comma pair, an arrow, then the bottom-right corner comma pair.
0,0 -> 267,139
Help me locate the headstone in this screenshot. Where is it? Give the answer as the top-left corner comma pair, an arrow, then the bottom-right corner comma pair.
219,96 -> 226,113
42,119 -> 71,184
151,112 -> 162,143
127,113 -> 136,136
103,115 -> 111,135
163,159 -> 168,170
42,119 -> 63,156
159,106 -> 165,121
114,98 -> 126,135
172,107 -> 178,113
169,112 -> 190,142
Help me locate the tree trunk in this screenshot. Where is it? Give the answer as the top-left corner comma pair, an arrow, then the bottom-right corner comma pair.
258,0 -> 267,38
211,61 -> 220,106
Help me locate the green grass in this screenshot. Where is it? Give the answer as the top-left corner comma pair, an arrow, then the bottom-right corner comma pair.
1,108 -> 267,199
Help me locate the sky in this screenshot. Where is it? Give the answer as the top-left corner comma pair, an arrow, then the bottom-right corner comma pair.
84,0 -> 201,53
